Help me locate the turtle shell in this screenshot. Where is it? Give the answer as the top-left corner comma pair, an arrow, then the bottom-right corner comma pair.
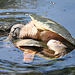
15,39 -> 48,48
29,14 -> 75,47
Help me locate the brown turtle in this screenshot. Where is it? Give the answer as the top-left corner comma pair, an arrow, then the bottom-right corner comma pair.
6,14 -> 75,56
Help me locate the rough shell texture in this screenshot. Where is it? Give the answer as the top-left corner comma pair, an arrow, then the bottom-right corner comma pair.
15,39 -> 47,48
29,14 -> 75,47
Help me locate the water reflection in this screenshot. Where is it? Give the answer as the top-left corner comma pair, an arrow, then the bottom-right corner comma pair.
4,38 -> 55,63
22,47 -> 37,63
19,47 -> 55,63
0,35 -> 75,74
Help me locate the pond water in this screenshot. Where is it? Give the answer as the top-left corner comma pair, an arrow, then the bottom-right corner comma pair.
0,0 -> 75,75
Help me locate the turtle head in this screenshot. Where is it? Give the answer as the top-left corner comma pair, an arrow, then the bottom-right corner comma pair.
5,24 -> 24,41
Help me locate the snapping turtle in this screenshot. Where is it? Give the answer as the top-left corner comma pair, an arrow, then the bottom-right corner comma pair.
6,14 -> 75,56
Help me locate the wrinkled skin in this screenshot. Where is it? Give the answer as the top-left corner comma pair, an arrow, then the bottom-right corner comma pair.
6,21 -> 70,56
19,21 -> 39,39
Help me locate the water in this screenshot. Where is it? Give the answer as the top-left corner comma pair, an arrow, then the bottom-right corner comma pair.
0,0 -> 75,75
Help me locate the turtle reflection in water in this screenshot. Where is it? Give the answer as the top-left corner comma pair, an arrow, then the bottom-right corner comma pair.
6,14 -> 75,63
13,39 -> 55,63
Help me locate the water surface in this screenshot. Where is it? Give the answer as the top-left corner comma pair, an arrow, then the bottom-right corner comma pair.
0,0 -> 75,75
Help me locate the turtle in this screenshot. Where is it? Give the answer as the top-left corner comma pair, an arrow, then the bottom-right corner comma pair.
6,14 -> 75,56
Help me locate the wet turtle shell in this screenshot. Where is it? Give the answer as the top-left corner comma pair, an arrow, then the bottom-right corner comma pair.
29,14 -> 75,47
15,39 -> 48,48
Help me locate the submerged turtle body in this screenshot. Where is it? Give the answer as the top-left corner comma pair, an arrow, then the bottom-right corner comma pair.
29,14 -> 75,49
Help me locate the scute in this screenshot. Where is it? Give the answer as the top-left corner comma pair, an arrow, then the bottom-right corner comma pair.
29,14 -> 75,46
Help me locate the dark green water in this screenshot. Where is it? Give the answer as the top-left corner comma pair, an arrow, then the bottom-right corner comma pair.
0,0 -> 75,75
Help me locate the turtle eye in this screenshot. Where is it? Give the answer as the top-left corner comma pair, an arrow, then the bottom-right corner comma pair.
11,28 -> 17,36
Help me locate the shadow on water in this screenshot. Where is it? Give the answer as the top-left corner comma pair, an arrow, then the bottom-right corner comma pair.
0,0 -> 75,75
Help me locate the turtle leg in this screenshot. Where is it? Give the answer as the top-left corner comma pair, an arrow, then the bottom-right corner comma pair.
47,39 -> 67,57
